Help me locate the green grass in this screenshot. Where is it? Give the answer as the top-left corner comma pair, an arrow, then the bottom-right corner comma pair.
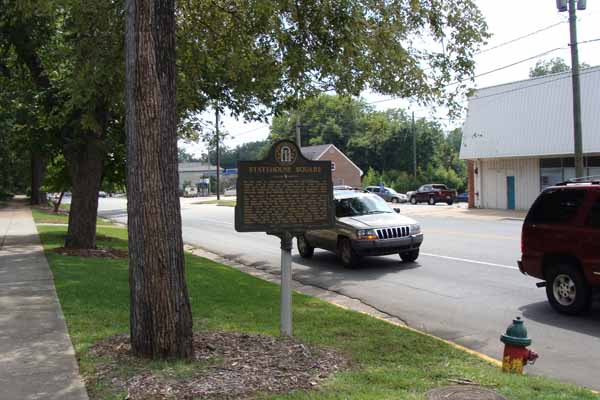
32,207 -> 115,226
37,225 -> 597,400
193,199 -> 236,207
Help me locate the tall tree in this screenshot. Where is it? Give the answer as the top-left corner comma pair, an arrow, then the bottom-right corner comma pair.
125,0 -> 193,358
0,2 -> 56,204
0,1 -> 126,247
58,1 -> 126,248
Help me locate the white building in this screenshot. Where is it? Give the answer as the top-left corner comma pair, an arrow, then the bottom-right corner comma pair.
460,66 -> 600,210
178,162 -> 221,190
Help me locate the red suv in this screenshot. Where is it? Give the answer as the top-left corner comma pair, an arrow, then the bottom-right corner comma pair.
519,181 -> 600,315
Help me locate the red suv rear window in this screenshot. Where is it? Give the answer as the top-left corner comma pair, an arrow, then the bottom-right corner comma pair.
525,188 -> 586,224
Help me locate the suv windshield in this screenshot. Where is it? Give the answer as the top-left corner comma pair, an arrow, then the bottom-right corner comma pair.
386,188 -> 398,194
432,184 -> 447,190
335,195 -> 392,218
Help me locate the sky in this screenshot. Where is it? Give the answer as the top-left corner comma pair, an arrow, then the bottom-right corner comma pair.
181,0 -> 600,158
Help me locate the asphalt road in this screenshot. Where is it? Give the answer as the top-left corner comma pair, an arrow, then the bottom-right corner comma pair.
97,198 -> 600,390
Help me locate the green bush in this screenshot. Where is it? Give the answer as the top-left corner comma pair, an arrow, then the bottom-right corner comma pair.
0,191 -> 14,201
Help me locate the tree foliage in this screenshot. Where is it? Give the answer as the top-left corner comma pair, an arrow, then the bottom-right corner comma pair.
0,0 -> 127,247
2,0 -> 488,212
210,140 -> 270,168
0,63 -> 32,197
270,94 -> 466,192
177,0 -> 490,120
529,57 -> 590,77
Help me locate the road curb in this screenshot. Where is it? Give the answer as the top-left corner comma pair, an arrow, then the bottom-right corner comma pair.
183,244 -> 504,369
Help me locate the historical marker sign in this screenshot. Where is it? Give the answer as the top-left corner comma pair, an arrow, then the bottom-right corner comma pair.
235,140 -> 334,337
235,140 -> 335,234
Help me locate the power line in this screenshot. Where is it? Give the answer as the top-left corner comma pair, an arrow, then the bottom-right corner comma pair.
367,47 -> 568,106
452,47 -> 567,83
476,21 -> 567,55
469,67 -> 599,102
576,37 -> 600,45
234,123 -> 270,136
231,39 -> 599,134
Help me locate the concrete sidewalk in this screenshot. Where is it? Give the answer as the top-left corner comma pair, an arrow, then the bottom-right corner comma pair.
0,203 -> 88,400
400,203 -> 527,221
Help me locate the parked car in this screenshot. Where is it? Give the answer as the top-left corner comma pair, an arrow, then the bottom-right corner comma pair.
455,192 -> 469,203
98,191 -> 107,198
364,186 -> 408,203
297,191 -> 423,268
518,180 -> 600,314
408,184 -> 456,205
333,185 -> 354,191
183,186 -> 198,197
224,187 -> 237,196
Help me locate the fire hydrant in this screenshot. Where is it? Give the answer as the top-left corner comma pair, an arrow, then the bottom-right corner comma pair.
500,317 -> 539,374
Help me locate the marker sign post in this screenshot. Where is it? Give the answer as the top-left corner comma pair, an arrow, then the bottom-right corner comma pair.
235,140 -> 334,336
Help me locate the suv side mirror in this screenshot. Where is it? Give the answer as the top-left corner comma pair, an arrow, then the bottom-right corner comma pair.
393,207 -> 401,214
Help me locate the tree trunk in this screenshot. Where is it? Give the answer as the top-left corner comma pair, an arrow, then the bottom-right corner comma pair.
125,0 -> 193,359
64,143 -> 103,249
30,153 -> 46,205
53,191 -> 64,213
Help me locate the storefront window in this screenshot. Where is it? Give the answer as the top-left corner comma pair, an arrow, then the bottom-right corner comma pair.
540,168 -> 563,189
540,157 -> 600,188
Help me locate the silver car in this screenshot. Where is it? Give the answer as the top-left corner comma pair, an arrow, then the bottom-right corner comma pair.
297,191 -> 423,268
364,186 -> 407,203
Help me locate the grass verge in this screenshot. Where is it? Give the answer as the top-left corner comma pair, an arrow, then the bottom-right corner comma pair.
193,199 -> 236,207
32,207 -> 115,226
38,224 -> 596,400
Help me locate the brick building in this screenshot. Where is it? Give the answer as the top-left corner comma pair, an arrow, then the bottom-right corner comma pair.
301,144 -> 363,187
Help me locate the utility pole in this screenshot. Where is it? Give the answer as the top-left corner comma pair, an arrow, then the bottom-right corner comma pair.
295,113 -> 302,147
215,107 -> 220,200
559,0 -> 586,178
568,0 -> 584,178
412,112 -> 417,177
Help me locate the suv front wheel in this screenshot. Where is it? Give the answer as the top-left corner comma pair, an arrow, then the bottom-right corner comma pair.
297,235 -> 314,258
338,237 -> 361,269
400,249 -> 419,262
546,264 -> 591,315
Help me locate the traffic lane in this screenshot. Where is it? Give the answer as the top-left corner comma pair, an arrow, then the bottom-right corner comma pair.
413,212 -> 523,237
178,204 -> 523,268
405,213 -> 523,268
420,228 -> 521,269
97,197 -> 201,221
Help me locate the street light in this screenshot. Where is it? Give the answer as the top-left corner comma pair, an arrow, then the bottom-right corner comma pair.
557,0 -> 587,178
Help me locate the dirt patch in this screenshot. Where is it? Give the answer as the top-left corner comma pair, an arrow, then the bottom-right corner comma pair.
89,331 -> 349,399
52,247 -> 128,259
